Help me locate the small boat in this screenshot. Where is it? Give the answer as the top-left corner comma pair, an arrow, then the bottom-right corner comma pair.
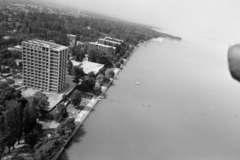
136,82 -> 140,85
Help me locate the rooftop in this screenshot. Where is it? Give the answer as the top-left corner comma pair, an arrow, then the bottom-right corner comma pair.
71,60 -> 104,74
14,45 -> 22,49
89,42 -> 116,49
99,38 -> 121,45
67,34 -> 76,38
22,39 -> 68,51
104,36 -> 124,43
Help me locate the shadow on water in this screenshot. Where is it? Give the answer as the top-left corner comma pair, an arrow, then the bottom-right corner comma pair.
110,82 -> 115,87
58,125 -> 86,160
101,92 -> 108,99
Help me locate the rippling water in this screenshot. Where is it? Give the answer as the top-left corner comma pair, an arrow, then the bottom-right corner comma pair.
59,38 -> 240,160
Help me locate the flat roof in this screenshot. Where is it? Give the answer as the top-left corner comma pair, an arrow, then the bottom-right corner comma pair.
99,38 -> 121,45
67,34 -> 76,38
14,45 -> 22,49
22,39 -> 68,51
104,36 -> 124,42
71,60 -> 81,67
89,42 -> 116,49
71,60 -> 104,74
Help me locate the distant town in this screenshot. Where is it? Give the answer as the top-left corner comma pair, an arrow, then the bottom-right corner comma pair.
0,0 -> 181,159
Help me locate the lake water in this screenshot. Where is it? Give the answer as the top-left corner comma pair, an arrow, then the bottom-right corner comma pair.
59,37 -> 240,160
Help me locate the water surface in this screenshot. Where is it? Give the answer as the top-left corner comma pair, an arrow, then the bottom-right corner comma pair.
60,38 -> 240,160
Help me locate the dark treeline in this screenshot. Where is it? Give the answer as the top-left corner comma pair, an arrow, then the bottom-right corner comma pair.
0,7 -> 166,47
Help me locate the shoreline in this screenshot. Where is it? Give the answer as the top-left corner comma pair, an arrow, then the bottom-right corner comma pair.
53,42 -> 137,160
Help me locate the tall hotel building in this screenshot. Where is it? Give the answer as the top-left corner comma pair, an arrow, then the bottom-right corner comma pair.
22,39 -> 68,93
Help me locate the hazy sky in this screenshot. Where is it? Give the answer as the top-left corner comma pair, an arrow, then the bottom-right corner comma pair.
47,0 -> 240,44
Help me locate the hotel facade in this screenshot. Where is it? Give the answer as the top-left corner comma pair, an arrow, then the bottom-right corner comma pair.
22,39 -> 68,93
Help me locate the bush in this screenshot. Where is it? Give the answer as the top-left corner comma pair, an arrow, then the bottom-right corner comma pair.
94,84 -> 102,95
53,104 -> 68,122
70,90 -> 82,106
2,68 -> 10,73
25,131 -> 38,147
57,118 -> 75,136
72,76 -> 79,84
115,62 -> 121,68
96,74 -> 110,85
34,136 -> 64,160
87,71 -> 95,78
77,77 -> 95,92
105,69 -> 115,78
97,67 -> 107,76
6,78 -> 15,84
119,58 -> 124,64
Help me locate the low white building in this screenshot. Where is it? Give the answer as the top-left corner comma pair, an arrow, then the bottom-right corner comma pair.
71,60 -> 104,74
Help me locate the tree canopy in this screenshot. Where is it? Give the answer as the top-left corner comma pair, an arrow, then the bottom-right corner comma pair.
70,90 -> 82,106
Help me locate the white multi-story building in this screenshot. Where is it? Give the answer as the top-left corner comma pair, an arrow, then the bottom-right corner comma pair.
22,39 -> 68,93
104,37 -> 124,43
98,38 -> 121,47
88,42 -> 116,56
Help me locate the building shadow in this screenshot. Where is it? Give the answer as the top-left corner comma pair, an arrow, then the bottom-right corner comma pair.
57,125 -> 86,160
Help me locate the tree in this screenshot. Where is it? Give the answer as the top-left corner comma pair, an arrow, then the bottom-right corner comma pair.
115,62 -> 121,68
97,67 -> 106,76
119,58 -> 124,64
24,131 -> 38,147
71,66 -> 85,79
4,100 -> 22,150
6,78 -> 15,85
0,115 -> 5,135
94,84 -> 102,95
53,104 -> 68,122
34,136 -> 64,160
105,69 -> 115,78
71,45 -> 85,61
87,71 -> 95,79
0,82 -> 16,105
97,55 -> 113,68
57,118 -> 75,136
88,49 -> 98,62
72,76 -> 79,84
96,74 -> 105,85
23,100 -> 39,136
67,60 -> 73,75
104,76 -> 110,84
33,91 -> 49,110
78,77 -> 95,92
14,101 -> 24,143
14,89 -> 22,98
70,90 -> 82,106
